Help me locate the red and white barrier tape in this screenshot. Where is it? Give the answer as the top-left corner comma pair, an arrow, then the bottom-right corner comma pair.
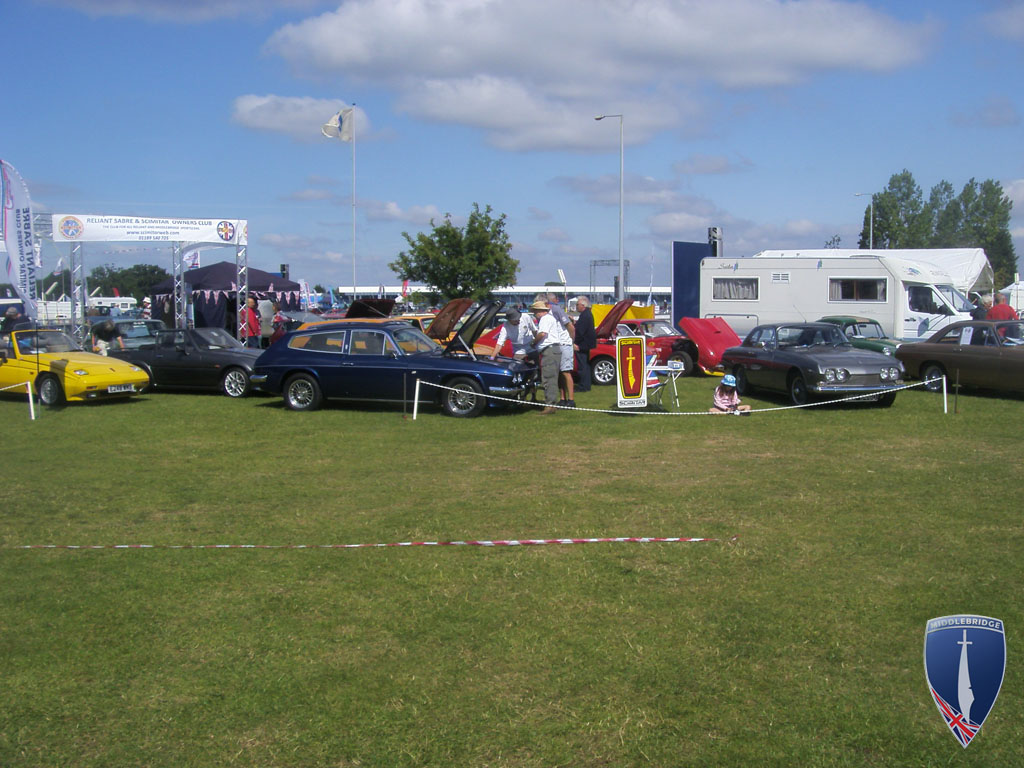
16,535 -> 736,551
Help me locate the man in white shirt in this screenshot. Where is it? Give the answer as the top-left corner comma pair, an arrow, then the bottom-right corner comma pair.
489,307 -> 536,361
530,300 -> 562,413
546,293 -> 576,406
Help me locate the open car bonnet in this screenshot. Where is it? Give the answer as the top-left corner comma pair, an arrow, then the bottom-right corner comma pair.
594,299 -> 635,338
344,298 -> 395,318
677,317 -> 742,371
444,300 -> 502,354
425,298 -> 474,340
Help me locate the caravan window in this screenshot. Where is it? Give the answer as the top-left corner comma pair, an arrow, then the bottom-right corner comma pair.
829,278 -> 886,302
712,277 -> 758,301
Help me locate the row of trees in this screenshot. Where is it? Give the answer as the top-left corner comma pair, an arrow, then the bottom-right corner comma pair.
858,170 -> 1017,288
35,264 -> 169,302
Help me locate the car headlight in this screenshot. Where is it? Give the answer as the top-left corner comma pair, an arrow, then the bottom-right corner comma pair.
73,369 -> 88,376
823,367 -> 849,382
824,368 -> 835,383
880,366 -> 900,381
836,368 -> 849,382
131,366 -> 142,372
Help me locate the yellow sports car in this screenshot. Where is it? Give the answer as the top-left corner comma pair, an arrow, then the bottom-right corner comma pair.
1,329 -> 150,406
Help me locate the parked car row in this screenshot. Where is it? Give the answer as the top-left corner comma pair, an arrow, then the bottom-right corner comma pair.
4,308 -> 1021,415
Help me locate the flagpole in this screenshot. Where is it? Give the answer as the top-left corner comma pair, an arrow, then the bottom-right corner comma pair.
351,103 -> 357,300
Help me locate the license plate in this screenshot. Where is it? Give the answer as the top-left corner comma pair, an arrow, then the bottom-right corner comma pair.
107,384 -> 136,393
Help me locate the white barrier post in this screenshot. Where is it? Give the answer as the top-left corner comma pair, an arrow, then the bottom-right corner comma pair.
941,376 -> 948,414
27,382 -> 36,421
413,379 -> 421,420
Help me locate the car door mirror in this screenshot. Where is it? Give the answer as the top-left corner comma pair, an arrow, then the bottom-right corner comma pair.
175,343 -> 188,354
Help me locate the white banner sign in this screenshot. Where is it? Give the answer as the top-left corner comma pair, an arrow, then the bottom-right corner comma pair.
51,214 -> 247,245
1,159 -> 38,317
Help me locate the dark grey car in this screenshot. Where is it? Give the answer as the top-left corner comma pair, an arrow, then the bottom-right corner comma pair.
721,322 -> 904,407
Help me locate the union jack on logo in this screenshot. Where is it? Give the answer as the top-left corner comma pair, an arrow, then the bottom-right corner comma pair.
924,615 -> 1005,749
217,220 -> 235,242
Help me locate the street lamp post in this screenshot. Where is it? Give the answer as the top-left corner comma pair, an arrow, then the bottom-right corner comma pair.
854,192 -> 874,249
595,114 -> 624,300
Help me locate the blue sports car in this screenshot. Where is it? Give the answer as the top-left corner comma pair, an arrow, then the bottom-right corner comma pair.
251,301 -> 537,417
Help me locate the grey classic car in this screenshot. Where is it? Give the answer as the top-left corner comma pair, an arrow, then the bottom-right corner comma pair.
721,322 -> 904,407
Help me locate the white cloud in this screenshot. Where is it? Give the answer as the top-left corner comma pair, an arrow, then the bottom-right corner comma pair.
538,228 -> 570,242
982,2 -> 1024,41
265,0 -> 934,151
232,95 -> 370,142
674,153 -> 754,175
39,0 -> 327,22
1003,178 -> 1024,207
363,200 -> 442,226
951,96 -> 1021,127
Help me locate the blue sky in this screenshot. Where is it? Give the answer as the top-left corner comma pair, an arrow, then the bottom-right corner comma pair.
3,0 -> 1023,292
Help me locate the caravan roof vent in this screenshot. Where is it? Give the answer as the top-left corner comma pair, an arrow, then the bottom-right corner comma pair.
771,272 -> 790,284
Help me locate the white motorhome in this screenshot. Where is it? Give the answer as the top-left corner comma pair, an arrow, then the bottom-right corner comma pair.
89,296 -> 138,314
699,250 -> 978,340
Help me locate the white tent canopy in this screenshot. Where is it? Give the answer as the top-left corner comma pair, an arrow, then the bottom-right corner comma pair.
1000,281 -> 1024,311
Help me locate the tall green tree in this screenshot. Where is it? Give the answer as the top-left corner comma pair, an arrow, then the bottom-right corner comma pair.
87,264 -> 170,300
858,170 -> 1017,288
389,204 -> 519,301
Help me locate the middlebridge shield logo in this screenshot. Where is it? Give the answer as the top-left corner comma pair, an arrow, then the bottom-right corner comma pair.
923,615 -> 1005,748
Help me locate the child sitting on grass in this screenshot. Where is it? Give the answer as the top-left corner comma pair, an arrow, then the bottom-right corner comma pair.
709,374 -> 751,414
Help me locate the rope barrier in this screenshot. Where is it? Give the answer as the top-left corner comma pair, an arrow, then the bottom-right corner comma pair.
416,377 -> 946,416
14,535 -> 737,551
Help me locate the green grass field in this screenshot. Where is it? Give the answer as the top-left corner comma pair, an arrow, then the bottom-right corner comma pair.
1,379 -> 1021,767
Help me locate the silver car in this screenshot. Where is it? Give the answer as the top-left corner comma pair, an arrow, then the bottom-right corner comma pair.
721,322 -> 904,407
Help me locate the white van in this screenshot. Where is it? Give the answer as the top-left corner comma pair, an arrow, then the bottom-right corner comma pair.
699,252 -> 976,340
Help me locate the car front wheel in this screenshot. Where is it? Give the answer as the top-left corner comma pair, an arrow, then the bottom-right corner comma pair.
221,367 -> 251,398
668,350 -> 693,376
591,356 -> 616,386
284,373 -> 322,411
733,366 -> 750,395
37,374 -> 65,407
442,377 -> 486,418
922,363 -> 946,393
789,373 -> 810,406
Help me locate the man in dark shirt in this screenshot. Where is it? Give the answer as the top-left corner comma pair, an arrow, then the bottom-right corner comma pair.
573,296 -> 597,392
1,306 -> 32,333
92,319 -> 125,355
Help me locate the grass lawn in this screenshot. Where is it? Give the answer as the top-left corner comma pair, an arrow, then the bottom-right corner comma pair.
1,378 -> 1021,767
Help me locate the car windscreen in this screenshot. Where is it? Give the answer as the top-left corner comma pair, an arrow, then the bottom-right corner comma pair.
645,322 -> 677,336
393,326 -> 440,354
194,328 -> 244,349
122,322 -> 163,339
847,322 -> 885,339
997,321 -> 1024,344
936,285 -> 974,313
13,330 -> 82,353
778,326 -> 848,347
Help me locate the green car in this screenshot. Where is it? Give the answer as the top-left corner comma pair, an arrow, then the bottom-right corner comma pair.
818,316 -> 900,356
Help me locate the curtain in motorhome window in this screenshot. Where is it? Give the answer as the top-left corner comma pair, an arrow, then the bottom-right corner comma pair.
828,278 -> 887,302
712,277 -> 758,300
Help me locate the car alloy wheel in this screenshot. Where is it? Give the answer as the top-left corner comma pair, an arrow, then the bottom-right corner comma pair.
221,368 -> 250,398
443,376 -> 486,418
922,363 -> 946,393
789,373 -> 809,406
591,356 -> 616,386
37,374 -> 65,407
284,373 -> 322,411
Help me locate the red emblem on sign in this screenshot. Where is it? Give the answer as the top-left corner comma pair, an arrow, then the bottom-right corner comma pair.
617,337 -> 645,397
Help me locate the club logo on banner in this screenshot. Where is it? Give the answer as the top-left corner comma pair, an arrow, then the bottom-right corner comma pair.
616,336 -> 646,408
924,615 -> 1005,748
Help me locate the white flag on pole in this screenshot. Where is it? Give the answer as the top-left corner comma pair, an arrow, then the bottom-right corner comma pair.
321,107 -> 355,142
